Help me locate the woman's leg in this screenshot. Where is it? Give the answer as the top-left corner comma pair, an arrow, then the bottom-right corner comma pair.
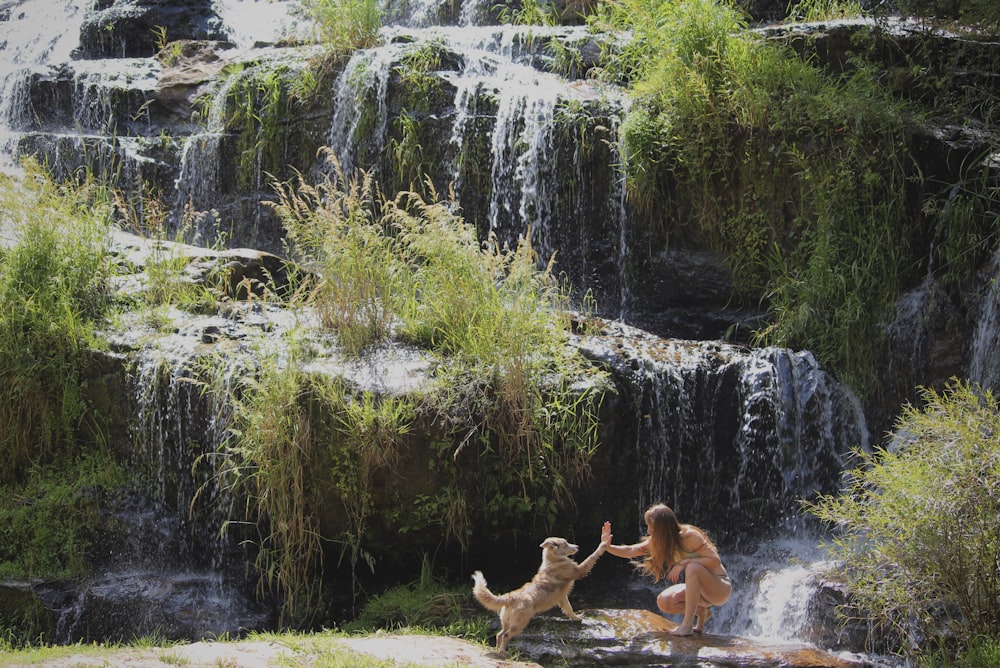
656,583 -> 686,615
694,605 -> 711,632
669,564 -> 732,636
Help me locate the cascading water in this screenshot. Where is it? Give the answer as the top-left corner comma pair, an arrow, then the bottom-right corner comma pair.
0,0 -> 92,171
578,322 -> 873,656
212,0 -> 309,48
174,70 -> 243,222
324,24 -> 630,313
969,243 -> 1000,391
33,308 -> 272,644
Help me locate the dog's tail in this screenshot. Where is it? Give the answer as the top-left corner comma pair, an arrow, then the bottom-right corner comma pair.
471,570 -> 505,611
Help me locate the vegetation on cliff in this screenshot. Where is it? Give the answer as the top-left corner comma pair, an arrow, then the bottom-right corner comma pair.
206,153 -> 609,624
0,162 -> 118,483
0,162 -> 130,640
584,0 -> 999,401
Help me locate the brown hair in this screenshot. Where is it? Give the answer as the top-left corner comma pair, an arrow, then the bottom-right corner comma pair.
638,503 -> 715,582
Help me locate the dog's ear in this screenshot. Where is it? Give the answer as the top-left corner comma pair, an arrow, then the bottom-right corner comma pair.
540,538 -> 555,549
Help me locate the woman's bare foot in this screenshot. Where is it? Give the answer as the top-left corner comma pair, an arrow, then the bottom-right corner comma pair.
669,624 -> 694,636
693,606 -> 712,632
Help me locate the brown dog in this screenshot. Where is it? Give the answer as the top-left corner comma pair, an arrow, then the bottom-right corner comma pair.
471,537 -> 606,653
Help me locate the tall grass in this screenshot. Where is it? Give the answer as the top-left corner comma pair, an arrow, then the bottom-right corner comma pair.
0,160 -> 117,483
297,0 -> 382,53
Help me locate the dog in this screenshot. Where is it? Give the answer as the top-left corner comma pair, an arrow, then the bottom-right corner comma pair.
471,536 -> 606,653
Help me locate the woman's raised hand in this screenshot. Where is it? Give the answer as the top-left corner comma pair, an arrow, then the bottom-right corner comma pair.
601,521 -> 613,546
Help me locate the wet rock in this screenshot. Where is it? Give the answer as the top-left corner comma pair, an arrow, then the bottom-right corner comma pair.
510,608 -> 867,667
0,580 -> 54,642
627,247 -> 765,341
77,0 -> 228,59
50,571 -> 272,644
109,229 -> 295,301
155,40 -> 237,119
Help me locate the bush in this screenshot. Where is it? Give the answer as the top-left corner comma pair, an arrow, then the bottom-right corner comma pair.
805,380 -> 1000,657
346,557 -> 486,637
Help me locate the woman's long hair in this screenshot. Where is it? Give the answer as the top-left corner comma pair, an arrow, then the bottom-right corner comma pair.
638,503 -> 715,582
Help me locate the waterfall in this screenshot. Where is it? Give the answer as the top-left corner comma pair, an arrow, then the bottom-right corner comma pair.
173,70 -> 245,230
324,25 -> 629,311
130,334 -> 241,570
326,44 -> 403,177
486,70 -> 561,257
0,0 -> 92,171
580,322 -> 871,649
212,0 -> 307,48
623,341 -> 867,533
969,243 -> 1000,392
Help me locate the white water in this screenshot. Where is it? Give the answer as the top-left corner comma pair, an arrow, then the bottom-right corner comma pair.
327,44 -> 402,176
969,243 -> 1000,391
174,69 -> 246,225
0,0 -> 92,171
212,0 -> 308,47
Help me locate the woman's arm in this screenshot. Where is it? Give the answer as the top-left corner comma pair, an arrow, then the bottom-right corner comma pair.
675,528 -> 722,570
601,521 -> 649,559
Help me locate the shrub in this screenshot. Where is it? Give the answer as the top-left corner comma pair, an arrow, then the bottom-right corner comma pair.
805,380 -> 1000,657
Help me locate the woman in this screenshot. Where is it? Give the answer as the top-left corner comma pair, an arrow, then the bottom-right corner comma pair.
601,503 -> 731,636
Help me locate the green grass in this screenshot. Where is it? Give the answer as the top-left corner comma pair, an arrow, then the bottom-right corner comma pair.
297,0 -> 382,53
0,160 -> 118,484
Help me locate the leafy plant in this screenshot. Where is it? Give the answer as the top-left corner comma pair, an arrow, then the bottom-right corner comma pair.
0,451 -> 127,582
786,0 -> 863,21
497,0 -> 558,26
805,380 -> 1000,657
